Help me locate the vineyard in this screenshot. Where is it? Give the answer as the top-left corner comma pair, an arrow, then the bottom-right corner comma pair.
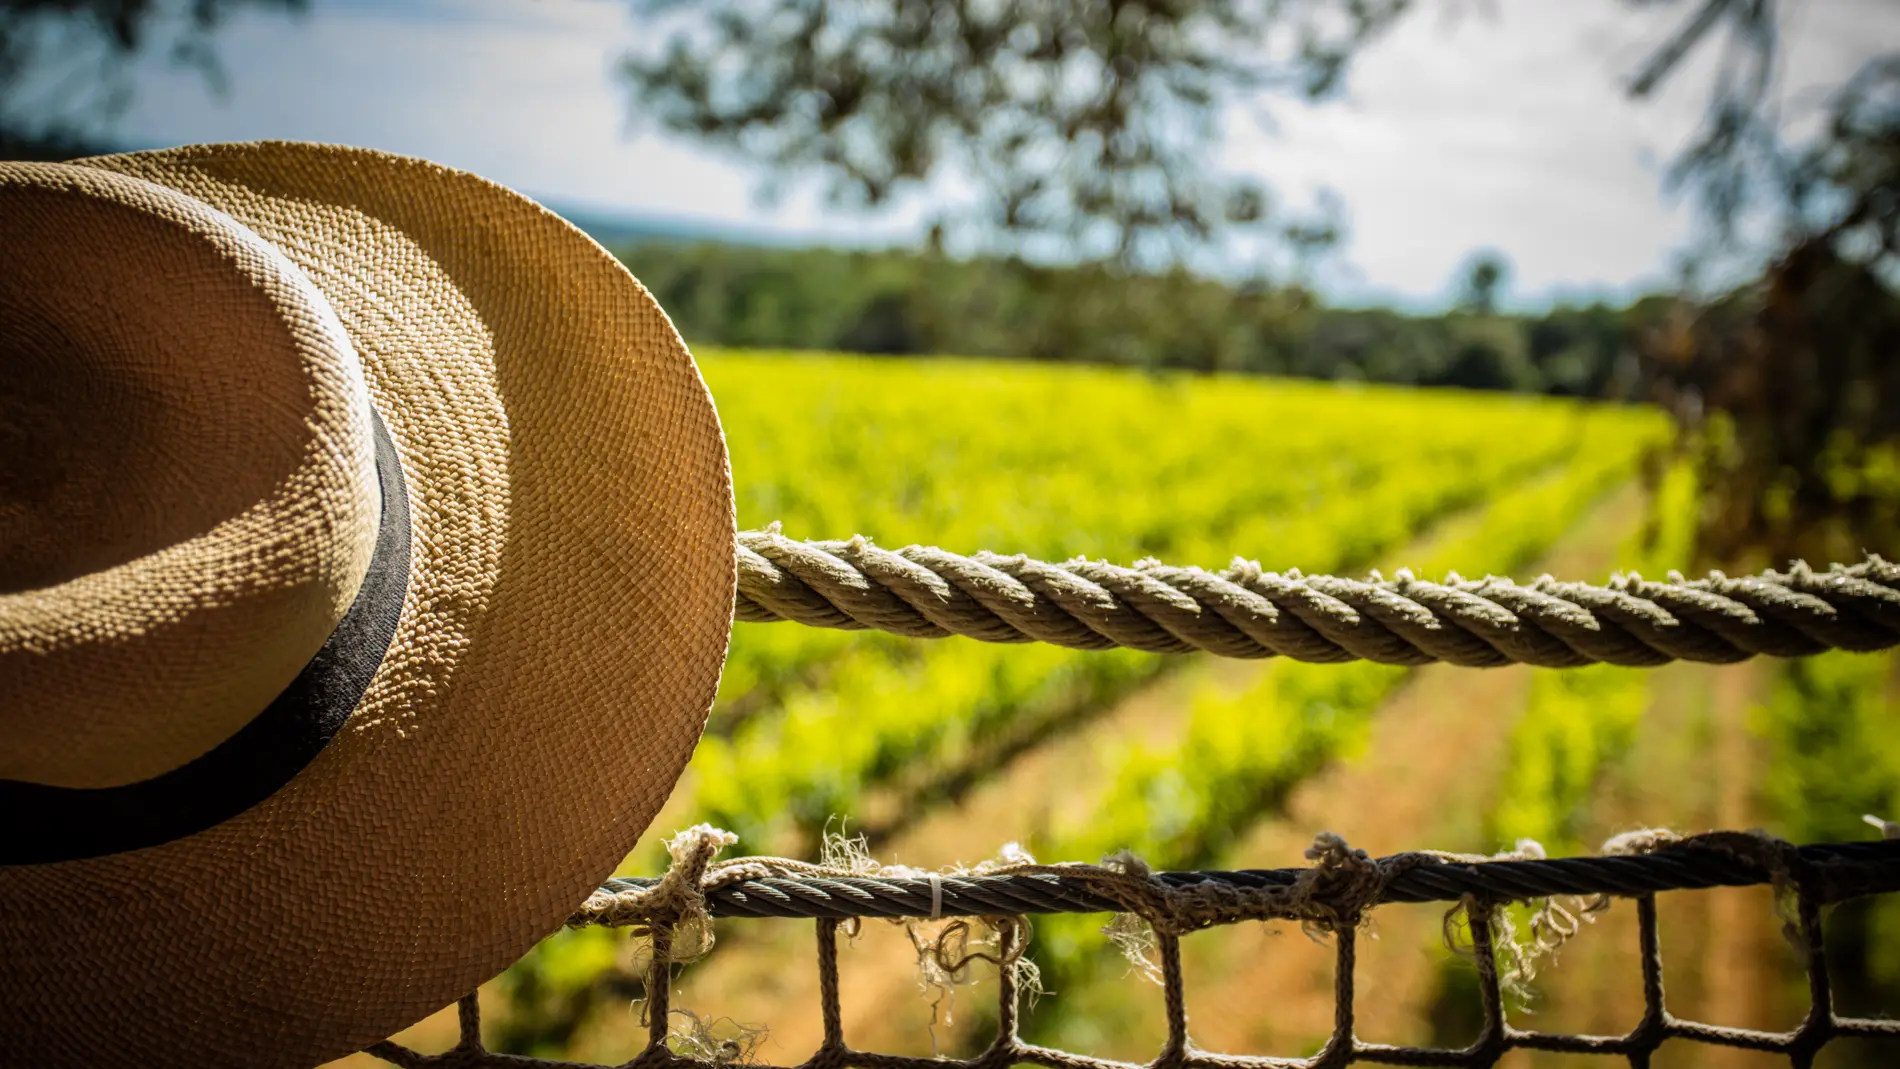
336,350 -> 1900,1069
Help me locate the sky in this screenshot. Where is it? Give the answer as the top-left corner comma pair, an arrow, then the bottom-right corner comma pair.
93,0 -> 1900,310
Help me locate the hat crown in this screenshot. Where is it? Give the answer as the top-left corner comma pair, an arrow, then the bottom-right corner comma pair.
0,162 -> 382,789
0,142 -> 733,1069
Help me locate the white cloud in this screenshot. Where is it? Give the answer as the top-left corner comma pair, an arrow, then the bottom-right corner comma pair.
1228,2 -> 1692,305
1231,0 -> 1900,306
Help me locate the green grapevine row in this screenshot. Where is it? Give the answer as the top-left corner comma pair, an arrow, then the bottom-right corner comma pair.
1022,423 -> 1663,1028
1042,421 -> 1664,873
684,351 -> 1662,854
1485,460 -> 1700,855
494,353 -> 1670,1056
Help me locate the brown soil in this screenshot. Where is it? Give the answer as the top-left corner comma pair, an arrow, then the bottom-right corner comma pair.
629,481 -> 1657,1065
1494,658 -> 1795,1069
327,478 -> 1680,1067
1172,483 -> 1651,1061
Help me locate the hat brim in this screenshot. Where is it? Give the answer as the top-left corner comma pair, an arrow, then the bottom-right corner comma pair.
0,143 -> 735,1067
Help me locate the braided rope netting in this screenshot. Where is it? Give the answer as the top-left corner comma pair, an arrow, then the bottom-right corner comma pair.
368,830 -> 1900,1069
735,531 -> 1900,666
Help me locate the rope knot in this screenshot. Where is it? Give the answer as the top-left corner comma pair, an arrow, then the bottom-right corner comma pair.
567,824 -> 737,932
1086,833 -> 1391,938
1287,832 -> 1387,932
1101,848 -> 1153,881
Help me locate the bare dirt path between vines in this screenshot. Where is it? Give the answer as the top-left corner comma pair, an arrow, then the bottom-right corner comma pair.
333,477 -> 1658,1067
1171,518 -> 1788,1069
1491,658 -> 1788,1069
1176,659 -> 1785,1069
1148,481 -> 1652,1062
634,481 -> 1656,1066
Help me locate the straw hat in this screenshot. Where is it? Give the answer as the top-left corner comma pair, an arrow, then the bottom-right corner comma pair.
0,142 -> 736,1067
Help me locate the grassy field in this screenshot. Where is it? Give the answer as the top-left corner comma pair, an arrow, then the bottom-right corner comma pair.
689,352 -> 1640,861
333,350 -> 1899,1069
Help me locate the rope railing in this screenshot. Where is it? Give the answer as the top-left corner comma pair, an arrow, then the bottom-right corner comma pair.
368,828 -> 1900,1069
573,836 -> 1900,923
362,537 -> 1900,1067
734,530 -> 1900,667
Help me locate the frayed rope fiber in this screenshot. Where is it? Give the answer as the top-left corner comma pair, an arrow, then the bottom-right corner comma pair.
734,528 -> 1900,666
568,828 -> 1900,931
371,827 -> 1900,1069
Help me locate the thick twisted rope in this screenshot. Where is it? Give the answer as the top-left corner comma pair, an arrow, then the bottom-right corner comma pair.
735,530 -> 1900,667
574,835 -> 1900,924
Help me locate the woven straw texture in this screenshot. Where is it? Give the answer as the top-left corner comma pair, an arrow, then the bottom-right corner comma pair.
0,162 -> 381,786
0,143 -> 736,1069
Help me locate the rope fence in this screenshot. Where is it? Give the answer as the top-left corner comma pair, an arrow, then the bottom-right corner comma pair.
573,836 -> 1900,922
735,530 -> 1900,667
367,827 -> 1900,1069
359,537 -> 1900,1067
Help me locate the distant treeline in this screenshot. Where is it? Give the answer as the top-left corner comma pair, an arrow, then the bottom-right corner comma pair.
612,241 -> 1669,397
